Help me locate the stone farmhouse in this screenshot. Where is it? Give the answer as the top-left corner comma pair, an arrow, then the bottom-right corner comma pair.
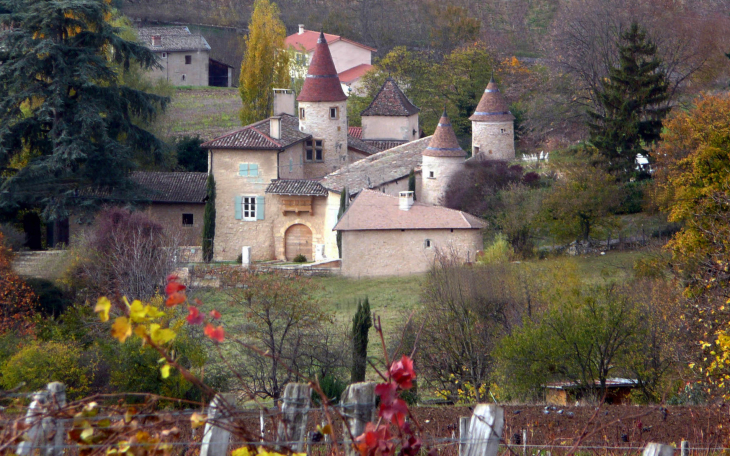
285,25 -> 376,94
201,32 -> 516,276
137,26 -> 235,87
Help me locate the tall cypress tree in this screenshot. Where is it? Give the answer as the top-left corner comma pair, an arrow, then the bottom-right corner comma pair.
587,22 -> 669,178
351,297 -> 372,383
336,187 -> 348,258
408,169 -> 416,200
202,174 -> 216,263
0,0 -> 168,219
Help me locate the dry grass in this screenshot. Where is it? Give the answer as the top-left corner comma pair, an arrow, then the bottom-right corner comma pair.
152,87 -> 242,141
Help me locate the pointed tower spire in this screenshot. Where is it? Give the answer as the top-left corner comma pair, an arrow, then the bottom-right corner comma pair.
423,109 -> 465,157
469,77 -> 515,122
297,31 -> 347,102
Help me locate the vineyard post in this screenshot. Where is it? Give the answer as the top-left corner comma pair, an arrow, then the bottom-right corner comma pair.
681,441 -> 689,456
200,393 -> 236,456
462,405 -> 505,456
459,417 -> 470,456
643,443 -> 675,456
341,382 -> 376,456
276,383 -> 311,453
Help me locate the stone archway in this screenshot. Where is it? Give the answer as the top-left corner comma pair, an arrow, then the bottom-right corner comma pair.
284,224 -> 313,261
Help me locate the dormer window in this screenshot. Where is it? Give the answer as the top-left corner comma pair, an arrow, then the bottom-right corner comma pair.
329,107 -> 339,119
151,35 -> 161,46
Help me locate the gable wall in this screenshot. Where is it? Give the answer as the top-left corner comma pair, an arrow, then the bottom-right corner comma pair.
322,41 -> 371,74
148,50 -> 209,86
361,114 -> 419,142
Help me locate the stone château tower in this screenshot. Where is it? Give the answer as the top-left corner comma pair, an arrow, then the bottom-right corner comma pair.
361,78 -> 420,143
297,31 -> 349,178
421,109 -> 466,206
469,76 -> 515,160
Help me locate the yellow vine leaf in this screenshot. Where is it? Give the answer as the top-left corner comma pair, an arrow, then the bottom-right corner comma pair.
160,364 -> 171,379
95,297 -> 111,322
149,324 -> 176,345
190,412 -> 207,429
111,317 -> 132,342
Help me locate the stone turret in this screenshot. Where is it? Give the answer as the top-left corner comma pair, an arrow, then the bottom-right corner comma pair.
470,76 -> 515,161
421,109 -> 466,206
360,78 -> 420,142
297,31 -> 348,177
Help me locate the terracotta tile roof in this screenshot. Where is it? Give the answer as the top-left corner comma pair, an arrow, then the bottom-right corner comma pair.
137,26 -> 211,53
338,63 -> 373,84
265,179 -> 328,196
364,140 -> 408,151
470,78 -> 515,122
285,29 -> 376,52
131,171 -> 208,203
333,189 -> 487,231
320,136 -> 431,193
201,114 -> 310,150
297,32 -> 347,103
423,110 -> 466,157
347,135 -> 380,155
348,126 -> 362,138
361,78 -> 420,117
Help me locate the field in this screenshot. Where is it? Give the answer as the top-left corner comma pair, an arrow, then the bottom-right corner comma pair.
152,87 -> 242,141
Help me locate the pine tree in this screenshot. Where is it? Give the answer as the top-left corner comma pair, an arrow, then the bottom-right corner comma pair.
336,187 -> 348,258
587,22 -> 669,177
0,0 -> 169,219
239,0 -> 290,125
351,297 -> 372,383
408,169 -> 416,200
202,174 -> 216,263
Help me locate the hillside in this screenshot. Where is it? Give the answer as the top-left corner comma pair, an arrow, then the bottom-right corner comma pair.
152,87 -> 242,141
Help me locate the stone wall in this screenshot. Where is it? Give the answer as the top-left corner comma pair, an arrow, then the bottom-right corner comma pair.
278,142 -> 305,179
147,50 -> 209,86
271,194 -> 330,261
361,114 -> 419,142
299,100 -> 348,178
340,228 -> 483,277
471,120 -> 515,161
421,155 -> 465,205
145,203 -> 206,246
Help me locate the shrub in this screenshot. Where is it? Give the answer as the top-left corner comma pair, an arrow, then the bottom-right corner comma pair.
25,278 -> 71,318
312,374 -> 347,406
1,341 -> 94,399
293,254 -> 307,263
478,234 -> 512,264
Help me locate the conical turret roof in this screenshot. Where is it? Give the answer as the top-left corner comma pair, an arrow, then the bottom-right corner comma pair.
297,31 -> 347,102
423,110 -> 466,157
469,77 -> 515,122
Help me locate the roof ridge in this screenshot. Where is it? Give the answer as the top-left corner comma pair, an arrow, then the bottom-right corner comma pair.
250,126 -> 282,148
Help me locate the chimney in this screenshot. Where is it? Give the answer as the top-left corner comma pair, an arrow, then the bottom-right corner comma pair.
399,191 -> 414,211
270,116 -> 281,140
273,88 -> 296,116
151,35 -> 161,46
298,24 -> 305,34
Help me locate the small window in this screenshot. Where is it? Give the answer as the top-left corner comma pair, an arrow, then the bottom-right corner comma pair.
299,107 -> 305,119
161,52 -> 167,58
425,239 -> 432,248
428,170 -> 435,179
242,196 -> 257,221
185,55 -> 192,64
474,146 -> 480,155
329,107 -> 339,119
182,213 -> 194,226
305,139 -> 323,162
181,74 -> 186,82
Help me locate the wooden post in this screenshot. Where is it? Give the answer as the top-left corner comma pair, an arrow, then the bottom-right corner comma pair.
462,405 -> 504,456
681,441 -> 689,456
459,417 -> 470,456
341,382 -> 376,456
643,443 -> 675,456
522,429 -> 527,456
200,394 -> 236,456
276,383 -> 311,453
260,408 -> 265,441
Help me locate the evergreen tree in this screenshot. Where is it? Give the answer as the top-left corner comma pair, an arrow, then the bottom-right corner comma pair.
0,0 -> 169,219
176,136 -> 207,172
408,169 -> 416,200
336,187 -> 348,258
587,22 -> 669,177
239,0 -> 290,125
351,297 -> 372,383
202,174 -> 216,263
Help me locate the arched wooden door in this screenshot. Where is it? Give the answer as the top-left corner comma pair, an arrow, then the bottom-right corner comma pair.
285,224 -> 312,261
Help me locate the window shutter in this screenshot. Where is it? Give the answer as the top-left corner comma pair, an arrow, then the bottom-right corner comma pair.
256,196 -> 265,220
238,163 -> 248,176
234,196 -> 242,219
249,163 -> 259,177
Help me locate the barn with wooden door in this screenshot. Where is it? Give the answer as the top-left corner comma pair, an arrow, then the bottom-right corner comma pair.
265,179 -> 331,262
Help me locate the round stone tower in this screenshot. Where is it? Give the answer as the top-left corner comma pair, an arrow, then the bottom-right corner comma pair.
297,32 -> 348,177
469,76 -> 515,161
421,109 -> 467,206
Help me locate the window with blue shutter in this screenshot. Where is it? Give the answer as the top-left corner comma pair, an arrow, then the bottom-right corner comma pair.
234,196 -> 242,219
256,196 -> 265,220
238,163 -> 248,176
249,163 -> 258,177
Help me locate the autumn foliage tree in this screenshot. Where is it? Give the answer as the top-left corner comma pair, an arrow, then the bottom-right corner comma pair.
238,0 -> 290,125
